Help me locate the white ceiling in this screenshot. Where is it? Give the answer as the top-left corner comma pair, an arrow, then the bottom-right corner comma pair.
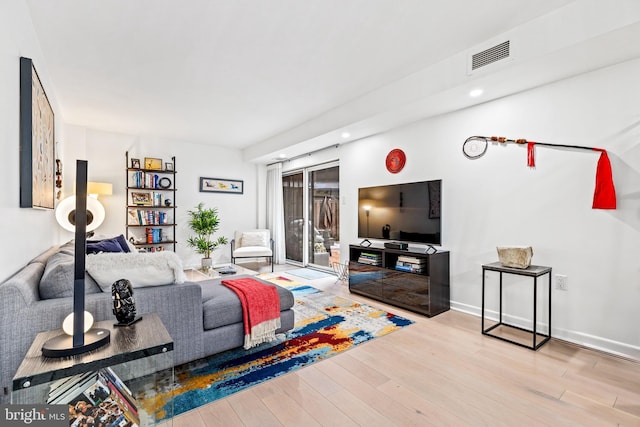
26,0 -> 577,160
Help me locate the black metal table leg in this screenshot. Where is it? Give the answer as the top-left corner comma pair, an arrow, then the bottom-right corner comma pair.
481,262 -> 552,350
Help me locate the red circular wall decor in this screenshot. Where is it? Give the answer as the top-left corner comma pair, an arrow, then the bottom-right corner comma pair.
385,148 -> 406,173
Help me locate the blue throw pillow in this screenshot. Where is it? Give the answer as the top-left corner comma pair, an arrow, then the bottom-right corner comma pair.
113,234 -> 131,253
86,235 -> 131,254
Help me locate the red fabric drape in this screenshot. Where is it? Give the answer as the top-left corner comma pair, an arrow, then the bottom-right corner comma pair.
527,142 -> 536,167
591,148 -> 616,209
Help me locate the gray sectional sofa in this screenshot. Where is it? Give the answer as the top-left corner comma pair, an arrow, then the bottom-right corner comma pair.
0,243 -> 295,403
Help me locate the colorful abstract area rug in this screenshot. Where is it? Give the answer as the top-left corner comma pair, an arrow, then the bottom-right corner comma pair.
136,275 -> 413,421
285,267 -> 334,280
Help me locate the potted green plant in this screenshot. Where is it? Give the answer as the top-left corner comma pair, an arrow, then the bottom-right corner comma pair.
186,202 -> 229,270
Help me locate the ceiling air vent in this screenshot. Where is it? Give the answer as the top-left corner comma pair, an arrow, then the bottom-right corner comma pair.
470,40 -> 510,71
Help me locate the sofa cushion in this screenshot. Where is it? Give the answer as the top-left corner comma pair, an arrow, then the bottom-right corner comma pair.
233,246 -> 272,257
86,252 -> 186,291
240,231 -> 268,248
86,234 -> 131,254
29,245 -> 62,266
200,275 -> 294,330
39,251 -> 101,299
58,240 -> 75,255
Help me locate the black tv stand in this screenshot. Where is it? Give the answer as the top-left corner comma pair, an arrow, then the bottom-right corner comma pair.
349,245 -> 450,317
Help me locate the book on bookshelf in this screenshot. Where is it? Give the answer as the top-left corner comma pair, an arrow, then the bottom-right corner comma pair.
128,209 -> 169,226
127,152 -> 176,252
140,246 -> 166,253
145,228 -> 163,243
130,170 -> 167,190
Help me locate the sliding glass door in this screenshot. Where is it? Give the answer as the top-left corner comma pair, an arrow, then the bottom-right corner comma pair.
283,172 -> 304,264
283,162 -> 340,268
308,164 -> 339,268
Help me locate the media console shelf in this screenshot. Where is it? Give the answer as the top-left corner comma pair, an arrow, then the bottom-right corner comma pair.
348,244 -> 450,317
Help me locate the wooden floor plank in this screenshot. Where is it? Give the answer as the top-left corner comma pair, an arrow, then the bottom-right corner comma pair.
332,352 -> 391,388
561,390 -> 640,427
226,388 -> 283,427
296,364 -> 345,398
326,389 -> 393,427
315,356 -> 438,426
278,372 -> 359,427
261,391 -> 322,427
199,399 -> 244,427
171,409 -> 206,427
169,267 -> 640,426
615,391 -> 640,419
375,380 -> 472,427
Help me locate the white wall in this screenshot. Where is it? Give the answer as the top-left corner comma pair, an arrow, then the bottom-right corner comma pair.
298,58 -> 640,359
62,125 -> 260,268
0,0 -> 64,281
0,0 -> 261,280
3,0 -> 638,359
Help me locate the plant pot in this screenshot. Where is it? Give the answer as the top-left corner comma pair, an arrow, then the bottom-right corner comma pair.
201,257 -> 213,271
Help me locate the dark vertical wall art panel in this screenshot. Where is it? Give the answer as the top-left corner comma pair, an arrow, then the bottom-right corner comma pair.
19,56 -> 55,209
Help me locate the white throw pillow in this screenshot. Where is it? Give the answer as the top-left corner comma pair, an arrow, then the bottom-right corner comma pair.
86,252 -> 186,291
240,231 -> 268,247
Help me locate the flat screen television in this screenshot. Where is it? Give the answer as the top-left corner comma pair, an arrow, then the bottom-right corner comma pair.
358,179 -> 441,246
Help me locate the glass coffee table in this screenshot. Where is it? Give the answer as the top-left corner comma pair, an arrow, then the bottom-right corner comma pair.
183,263 -> 257,282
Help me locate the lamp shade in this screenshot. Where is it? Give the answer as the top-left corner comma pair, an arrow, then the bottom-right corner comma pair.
73,181 -> 112,197
87,182 -> 113,197
55,196 -> 105,232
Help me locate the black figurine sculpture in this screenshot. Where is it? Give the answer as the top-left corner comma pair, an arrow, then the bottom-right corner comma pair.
382,224 -> 391,240
111,279 -> 141,326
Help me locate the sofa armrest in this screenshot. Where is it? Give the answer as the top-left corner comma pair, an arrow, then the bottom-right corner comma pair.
0,281 -> 204,402
131,281 -> 204,365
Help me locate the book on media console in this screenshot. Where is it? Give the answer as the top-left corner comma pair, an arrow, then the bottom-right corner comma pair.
358,257 -> 381,266
397,255 -> 426,265
396,260 -> 426,268
395,264 -> 425,274
359,252 -> 381,259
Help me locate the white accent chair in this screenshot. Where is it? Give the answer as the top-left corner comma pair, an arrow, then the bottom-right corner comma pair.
231,229 -> 274,271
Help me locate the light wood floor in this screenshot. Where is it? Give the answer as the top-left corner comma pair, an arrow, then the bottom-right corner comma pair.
169,263 -> 640,427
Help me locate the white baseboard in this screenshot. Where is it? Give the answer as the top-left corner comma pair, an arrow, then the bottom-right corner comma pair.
450,301 -> 640,361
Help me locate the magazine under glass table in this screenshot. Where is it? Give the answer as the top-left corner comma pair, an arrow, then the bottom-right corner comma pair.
11,313 -> 174,426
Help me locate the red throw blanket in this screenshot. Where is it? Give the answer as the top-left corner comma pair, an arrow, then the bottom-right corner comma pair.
221,278 -> 281,349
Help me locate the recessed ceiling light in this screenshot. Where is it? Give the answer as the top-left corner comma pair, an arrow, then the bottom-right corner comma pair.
278,153 -> 287,159
341,132 -> 351,139
469,88 -> 483,98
